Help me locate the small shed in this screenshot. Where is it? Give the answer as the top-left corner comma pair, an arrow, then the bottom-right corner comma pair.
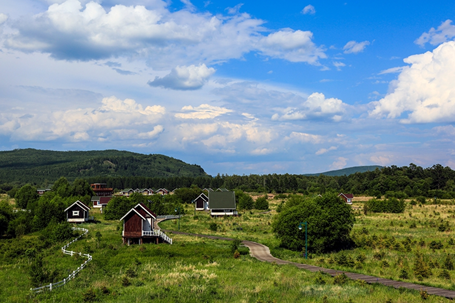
194,193 -> 209,211
92,196 -> 112,208
338,193 -> 354,204
209,191 -> 238,216
64,200 -> 91,223
120,203 -> 172,245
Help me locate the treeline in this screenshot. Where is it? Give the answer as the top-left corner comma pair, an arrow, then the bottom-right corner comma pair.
70,164 -> 455,198
2,163 -> 455,199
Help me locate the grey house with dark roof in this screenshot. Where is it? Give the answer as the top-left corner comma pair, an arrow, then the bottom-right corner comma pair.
209,191 -> 238,216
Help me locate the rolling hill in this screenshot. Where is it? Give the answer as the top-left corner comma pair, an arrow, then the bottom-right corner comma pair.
0,149 -> 207,185
305,165 -> 383,177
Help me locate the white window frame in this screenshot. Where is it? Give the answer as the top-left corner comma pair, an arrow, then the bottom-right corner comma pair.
72,210 -> 80,216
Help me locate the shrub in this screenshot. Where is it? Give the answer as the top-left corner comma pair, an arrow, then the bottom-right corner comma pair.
333,273 -> 348,285
82,288 -> 97,302
365,198 -> 405,213
416,196 -> 426,204
429,240 -> 443,250
209,223 -> 218,232
443,255 -> 454,270
413,253 -> 432,279
230,238 -> 242,253
238,195 -> 254,210
233,250 -> 240,259
122,277 -> 130,287
254,196 -> 269,210
439,269 -> 451,280
399,269 -> 409,279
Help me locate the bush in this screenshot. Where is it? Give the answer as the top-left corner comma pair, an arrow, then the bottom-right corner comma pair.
365,197 -> 405,213
333,273 -> 348,285
272,193 -> 355,253
209,223 -> 218,232
399,269 -> 409,279
238,195 -> 254,210
254,196 -> 269,210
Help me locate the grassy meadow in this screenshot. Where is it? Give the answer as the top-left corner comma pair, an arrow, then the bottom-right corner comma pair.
1,194 -> 455,302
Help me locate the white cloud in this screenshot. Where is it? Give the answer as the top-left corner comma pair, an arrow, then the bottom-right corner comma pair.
316,146 -> 337,155
0,96 -> 165,141
0,13 -> 8,25
272,92 -> 347,121
434,125 -> 455,136
176,123 -> 219,141
370,41 -> 455,123
333,61 -> 345,71
379,66 -> 405,75
415,19 -> 455,46
226,3 -> 243,14
285,132 -> 323,144
259,29 -> 326,64
330,157 -> 347,170
343,40 -> 370,54
302,5 -> 315,15
4,0 -> 325,67
175,104 -> 233,119
370,155 -> 392,166
251,147 -> 272,155
148,64 -> 215,90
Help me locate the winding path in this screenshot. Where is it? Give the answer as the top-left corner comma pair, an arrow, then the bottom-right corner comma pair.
159,222 -> 455,300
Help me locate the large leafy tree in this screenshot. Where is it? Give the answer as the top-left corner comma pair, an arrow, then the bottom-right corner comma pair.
273,193 -> 355,254
15,184 -> 39,209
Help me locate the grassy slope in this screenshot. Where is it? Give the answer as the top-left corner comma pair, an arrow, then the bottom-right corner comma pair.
0,149 -> 207,184
0,196 -> 452,302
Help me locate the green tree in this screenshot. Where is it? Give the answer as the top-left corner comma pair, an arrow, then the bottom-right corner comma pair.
0,200 -> 13,236
272,193 -> 355,254
238,195 -> 254,210
254,195 -> 269,210
71,179 -> 94,197
15,184 -> 39,209
52,177 -> 71,197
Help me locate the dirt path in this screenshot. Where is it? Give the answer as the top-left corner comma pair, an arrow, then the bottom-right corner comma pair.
158,219 -> 455,300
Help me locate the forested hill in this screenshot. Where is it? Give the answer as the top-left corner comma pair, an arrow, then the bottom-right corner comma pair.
0,149 -> 207,185
305,165 -> 383,176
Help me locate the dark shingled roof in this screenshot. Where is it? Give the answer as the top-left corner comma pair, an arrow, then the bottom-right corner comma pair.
209,191 -> 236,209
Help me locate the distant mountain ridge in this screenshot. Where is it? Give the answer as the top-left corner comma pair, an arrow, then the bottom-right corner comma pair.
305,165 -> 383,177
0,148 -> 207,185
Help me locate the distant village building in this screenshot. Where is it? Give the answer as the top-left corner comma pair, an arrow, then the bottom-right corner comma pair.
209,191 -> 238,216
36,188 -> 51,196
338,193 -> 354,204
120,203 -> 172,245
90,183 -> 113,197
194,193 -> 209,211
64,200 -> 91,223
91,196 -> 112,209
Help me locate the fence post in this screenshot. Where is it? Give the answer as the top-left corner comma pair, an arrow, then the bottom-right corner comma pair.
50,283 -> 52,291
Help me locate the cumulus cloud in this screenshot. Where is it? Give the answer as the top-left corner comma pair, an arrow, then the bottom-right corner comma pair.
226,3 -> 243,14
272,92 -> 347,121
333,61 -> 345,71
302,5 -> 315,15
343,40 -> 370,54
330,157 -> 347,170
259,29 -> 326,64
415,20 -> 455,46
0,96 -> 165,141
175,104 -> 232,119
148,64 -> 215,90
370,41 -> 455,123
4,0 -> 325,67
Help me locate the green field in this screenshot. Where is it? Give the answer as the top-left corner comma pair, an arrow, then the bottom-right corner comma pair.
1,194 -> 454,302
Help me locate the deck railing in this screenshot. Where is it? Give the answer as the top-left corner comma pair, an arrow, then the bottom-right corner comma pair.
30,227 -> 92,293
142,229 -> 173,244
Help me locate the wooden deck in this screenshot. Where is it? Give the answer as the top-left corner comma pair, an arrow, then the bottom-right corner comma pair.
161,226 -> 455,300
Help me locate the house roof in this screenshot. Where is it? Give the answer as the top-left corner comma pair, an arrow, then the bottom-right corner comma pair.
338,193 -> 354,199
100,196 -> 112,204
136,202 -> 157,218
195,193 -> 208,202
119,208 -> 146,221
64,200 -> 90,212
209,191 -> 236,209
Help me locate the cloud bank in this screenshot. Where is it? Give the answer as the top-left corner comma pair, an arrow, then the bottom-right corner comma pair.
370,41 -> 455,123
148,64 -> 215,90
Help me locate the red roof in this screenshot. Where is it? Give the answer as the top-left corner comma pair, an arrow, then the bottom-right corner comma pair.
338,193 -> 354,199
99,197 -> 112,204
137,202 -> 157,218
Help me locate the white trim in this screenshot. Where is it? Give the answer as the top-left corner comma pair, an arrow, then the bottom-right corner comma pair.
64,200 -> 90,212
119,208 -> 146,221
72,210 -> 80,216
134,203 -> 156,219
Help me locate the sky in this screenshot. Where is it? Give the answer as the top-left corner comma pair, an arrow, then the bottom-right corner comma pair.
1,0 -> 455,176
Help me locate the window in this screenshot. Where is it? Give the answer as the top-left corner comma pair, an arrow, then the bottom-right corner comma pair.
72,210 -> 79,216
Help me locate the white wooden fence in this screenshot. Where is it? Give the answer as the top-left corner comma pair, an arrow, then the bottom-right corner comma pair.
30,227 -> 92,293
142,229 -> 173,244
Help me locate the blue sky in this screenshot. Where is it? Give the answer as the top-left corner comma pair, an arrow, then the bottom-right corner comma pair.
1,0 -> 455,176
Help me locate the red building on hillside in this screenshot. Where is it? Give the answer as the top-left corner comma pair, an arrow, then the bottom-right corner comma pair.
90,183 -> 113,196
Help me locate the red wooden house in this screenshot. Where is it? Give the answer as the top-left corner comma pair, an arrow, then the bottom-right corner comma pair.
338,193 -> 354,204
90,183 -> 113,197
64,200 -> 91,223
91,196 -> 112,209
120,203 -> 172,245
